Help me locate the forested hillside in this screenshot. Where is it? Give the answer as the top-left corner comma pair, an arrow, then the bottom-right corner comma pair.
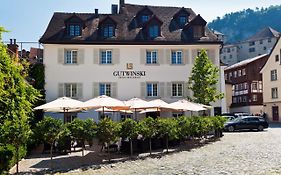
208,5 -> 281,43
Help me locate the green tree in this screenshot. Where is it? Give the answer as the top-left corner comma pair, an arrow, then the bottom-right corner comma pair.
35,117 -> 63,168
157,118 -> 179,153
176,116 -> 191,141
119,118 -> 139,157
96,118 -> 120,161
188,49 -> 223,105
139,117 -> 157,155
0,27 -> 40,174
67,118 -> 96,156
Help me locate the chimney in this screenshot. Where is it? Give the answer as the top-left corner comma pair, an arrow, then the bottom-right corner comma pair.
95,9 -> 98,15
112,4 -> 118,14
120,0 -> 125,7
13,39 -> 16,44
7,38 -> 18,58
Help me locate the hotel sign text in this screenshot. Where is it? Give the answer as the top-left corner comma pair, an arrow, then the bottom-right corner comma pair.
113,71 -> 146,79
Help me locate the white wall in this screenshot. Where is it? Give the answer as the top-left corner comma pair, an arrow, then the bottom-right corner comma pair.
44,44 -> 223,118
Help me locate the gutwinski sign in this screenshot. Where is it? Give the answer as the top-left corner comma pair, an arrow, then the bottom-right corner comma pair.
113,71 -> 146,79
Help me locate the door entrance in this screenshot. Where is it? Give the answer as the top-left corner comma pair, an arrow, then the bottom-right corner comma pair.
272,106 -> 279,121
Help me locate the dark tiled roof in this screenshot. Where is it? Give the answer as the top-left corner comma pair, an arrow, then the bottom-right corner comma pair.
39,3 -> 221,44
246,27 -> 280,42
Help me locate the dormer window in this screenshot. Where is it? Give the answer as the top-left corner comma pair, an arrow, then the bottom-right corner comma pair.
149,25 -> 160,38
193,25 -> 204,38
69,24 -> 81,36
103,25 -> 115,38
142,15 -> 149,22
179,16 -> 187,26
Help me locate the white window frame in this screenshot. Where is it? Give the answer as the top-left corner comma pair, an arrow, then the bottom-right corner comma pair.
172,83 -> 183,97
251,82 -> 258,92
242,68 -> 246,76
146,50 -> 158,64
271,69 -> 277,81
65,50 -> 78,64
238,70 -> 242,77
272,87 -> 278,99
252,94 -> 258,102
64,83 -> 78,98
101,50 -> 112,64
171,50 -> 183,64
234,71 -> 237,78
147,83 -> 158,97
99,83 -> 111,96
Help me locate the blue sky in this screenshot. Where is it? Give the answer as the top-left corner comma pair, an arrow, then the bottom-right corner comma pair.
1,0 -> 281,47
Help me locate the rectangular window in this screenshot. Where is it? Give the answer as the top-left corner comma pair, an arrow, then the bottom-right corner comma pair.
271,69 -> 278,81
142,15 -> 149,22
275,55 -> 279,62
238,70 -> 242,77
179,16 -> 187,25
171,51 -> 182,64
225,74 -> 228,80
251,82 -> 258,92
227,48 -> 230,53
69,24 -> 81,36
268,38 -> 272,43
242,96 -> 247,102
65,83 -> 78,98
172,83 -> 183,97
147,83 -> 158,97
233,97 -> 237,103
99,83 -> 111,96
193,26 -> 203,38
252,94 -> 257,102
244,82 -> 248,90
146,50 -> 158,64
272,87 -> 278,99
104,25 -> 114,37
101,50 -> 112,64
65,50 -> 78,64
249,48 -> 255,52
259,40 -> 263,44
149,25 -> 159,38
234,71 -> 237,78
242,68 -> 246,76
229,72 -> 232,79
249,41 -> 255,46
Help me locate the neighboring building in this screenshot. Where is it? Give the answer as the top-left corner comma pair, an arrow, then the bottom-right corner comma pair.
221,27 -> 279,65
28,47 -> 44,64
261,37 -> 281,122
40,0 -> 225,121
224,54 -> 269,114
224,82 -> 233,113
7,39 -> 18,58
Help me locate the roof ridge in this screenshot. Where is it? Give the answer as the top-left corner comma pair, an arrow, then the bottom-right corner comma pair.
124,3 -> 192,10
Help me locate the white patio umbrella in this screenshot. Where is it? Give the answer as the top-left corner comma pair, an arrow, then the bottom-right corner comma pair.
168,99 -> 207,112
34,97 -> 84,123
83,95 -> 127,117
125,97 -> 148,120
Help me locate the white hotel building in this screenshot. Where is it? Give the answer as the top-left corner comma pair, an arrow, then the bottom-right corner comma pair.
40,0 -> 225,122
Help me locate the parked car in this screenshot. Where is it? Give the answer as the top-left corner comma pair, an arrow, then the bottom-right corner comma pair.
224,116 -> 268,132
222,115 -> 235,122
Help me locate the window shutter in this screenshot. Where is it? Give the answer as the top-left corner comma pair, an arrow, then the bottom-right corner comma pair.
99,49 -> 102,64
113,49 -> 120,65
183,82 -> 189,98
167,82 -> 172,97
207,49 -> 216,64
166,49 -> 171,64
78,49 -> 84,64
140,49 -> 146,64
159,82 -> 165,98
58,83 -> 64,97
111,82 -> 117,98
191,49 -> 198,64
93,49 -> 99,64
92,82 -> 99,97
58,48 -> 64,64
158,49 -> 164,64
140,82 -> 146,98
77,83 -> 83,99
183,49 -> 189,64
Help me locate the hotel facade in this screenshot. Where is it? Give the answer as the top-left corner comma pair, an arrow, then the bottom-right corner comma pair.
40,1 -> 225,121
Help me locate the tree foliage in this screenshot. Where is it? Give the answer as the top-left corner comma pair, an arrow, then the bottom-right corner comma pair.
208,5 -> 281,43
139,117 -> 157,155
0,27 -> 40,173
188,49 -> 223,105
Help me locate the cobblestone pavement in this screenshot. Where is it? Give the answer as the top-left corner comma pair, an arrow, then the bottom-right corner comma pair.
65,126 -> 281,175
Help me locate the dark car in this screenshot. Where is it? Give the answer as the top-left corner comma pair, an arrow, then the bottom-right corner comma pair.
224,116 -> 268,132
